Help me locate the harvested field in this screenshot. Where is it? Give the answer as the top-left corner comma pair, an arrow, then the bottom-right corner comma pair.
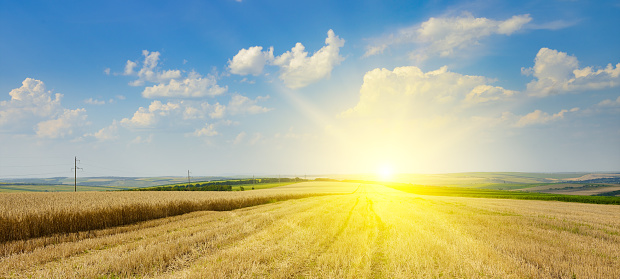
1,182 -> 619,278
0,182 -> 357,243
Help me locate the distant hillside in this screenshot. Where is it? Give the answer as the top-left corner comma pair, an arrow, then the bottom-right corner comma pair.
0,176 -> 249,192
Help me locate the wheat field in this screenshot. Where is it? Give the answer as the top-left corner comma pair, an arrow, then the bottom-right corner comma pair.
1,182 -> 619,278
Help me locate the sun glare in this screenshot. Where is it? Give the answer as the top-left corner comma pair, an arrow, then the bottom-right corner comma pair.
378,164 -> 394,181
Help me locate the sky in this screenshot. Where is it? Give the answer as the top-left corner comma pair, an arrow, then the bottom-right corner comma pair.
1,0 -> 619,178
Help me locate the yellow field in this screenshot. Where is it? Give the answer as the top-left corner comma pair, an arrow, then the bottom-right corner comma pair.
1,182 -> 619,278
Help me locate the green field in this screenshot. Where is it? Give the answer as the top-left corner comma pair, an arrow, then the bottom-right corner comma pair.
384,183 -> 620,205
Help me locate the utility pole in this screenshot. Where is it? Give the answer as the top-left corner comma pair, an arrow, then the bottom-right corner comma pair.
187,170 -> 191,188
253,174 -> 255,185
72,157 -> 82,192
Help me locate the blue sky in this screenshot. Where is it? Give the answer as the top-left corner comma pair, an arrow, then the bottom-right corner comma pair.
1,0 -> 619,178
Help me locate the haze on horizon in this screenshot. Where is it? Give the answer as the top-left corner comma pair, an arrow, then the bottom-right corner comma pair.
1,0 -> 619,178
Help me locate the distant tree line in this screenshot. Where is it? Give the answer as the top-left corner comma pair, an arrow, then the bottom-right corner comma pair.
133,177 -> 307,191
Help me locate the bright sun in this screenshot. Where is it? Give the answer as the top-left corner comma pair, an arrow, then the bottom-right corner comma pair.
378,164 -> 395,181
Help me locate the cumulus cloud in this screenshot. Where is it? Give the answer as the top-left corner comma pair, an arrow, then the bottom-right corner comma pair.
124,60 -> 137,75
121,50 -> 228,98
341,66 -> 515,118
523,48 -> 620,96
209,103 -> 226,119
227,94 -> 272,115
228,46 -> 274,76
85,98 -> 105,105
233,131 -> 246,144
142,71 -> 227,98
1,78 -> 89,138
190,123 -> 218,137
120,100 -> 181,128
120,96 -> 270,129
514,107 -> 579,127
36,108 -> 89,138
465,85 -> 517,104
583,96 -> 620,114
364,13 -> 531,60
129,134 -> 153,145
0,78 -> 62,126
597,96 -> 620,108
228,30 -> 346,89
85,121 -> 119,141
272,29 -> 345,88
126,50 -> 181,86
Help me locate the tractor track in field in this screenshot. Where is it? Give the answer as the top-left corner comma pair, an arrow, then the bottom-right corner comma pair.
302,193 -> 361,273
368,196 -> 388,278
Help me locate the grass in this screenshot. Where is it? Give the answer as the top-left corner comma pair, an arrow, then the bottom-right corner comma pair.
384,182 -> 620,204
1,182 -> 618,278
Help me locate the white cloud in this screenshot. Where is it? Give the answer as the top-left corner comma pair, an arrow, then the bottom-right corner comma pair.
120,96 -> 269,130
341,66 -> 514,118
523,48 -> 620,96
514,107 -> 579,127
124,60 -> 137,75
584,96 -> 620,114
527,20 -> 578,30
335,65 -> 519,168
84,98 -> 105,105
129,134 -> 153,145
85,121 -> 119,141
141,71 -> 227,98
227,30 -> 345,89
272,29 -> 345,89
1,78 -> 90,139
249,132 -> 262,145
126,50 -> 182,86
120,100 -> 181,128
209,103 -> 226,119
464,85 -> 517,104
364,13 -> 531,60
233,131 -> 246,144
239,77 -> 256,84
0,78 -> 62,126
191,123 -> 218,137
597,96 -> 620,108
227,94 -> 272,115
120,50 -> 228,98
36,108 -> 89,138
228,46 -> 274,76
104,68 -> 111,75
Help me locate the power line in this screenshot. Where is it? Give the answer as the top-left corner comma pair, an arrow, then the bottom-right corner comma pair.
71,157 -> 83,192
